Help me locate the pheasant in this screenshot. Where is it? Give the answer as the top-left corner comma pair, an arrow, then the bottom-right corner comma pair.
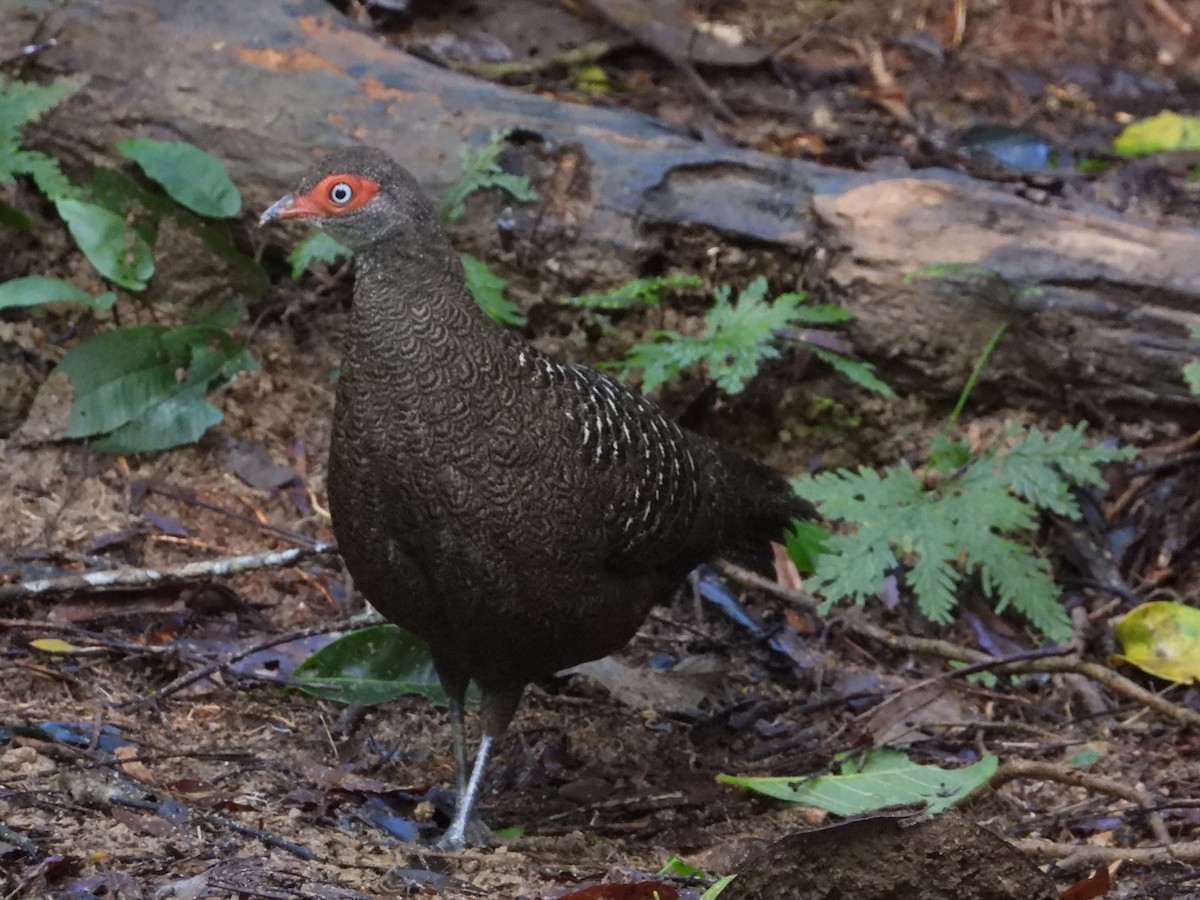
261,146 -> 812,849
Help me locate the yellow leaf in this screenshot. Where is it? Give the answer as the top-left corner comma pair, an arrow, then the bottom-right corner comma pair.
30,637 -> 84,654
1112,600 -> 1200,683
1113,111 -> 1200,157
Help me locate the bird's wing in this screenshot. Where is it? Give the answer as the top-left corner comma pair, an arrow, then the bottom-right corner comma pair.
515,347 -> 712,574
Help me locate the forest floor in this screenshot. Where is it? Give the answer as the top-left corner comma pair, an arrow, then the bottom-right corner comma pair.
3,0 -> 1200,898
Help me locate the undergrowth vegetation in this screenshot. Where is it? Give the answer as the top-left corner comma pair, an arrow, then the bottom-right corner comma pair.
1,73 -> 255,453
790,328 -> 1136,640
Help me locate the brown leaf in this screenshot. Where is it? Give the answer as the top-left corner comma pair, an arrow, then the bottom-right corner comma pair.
1059,867 -> 1112,900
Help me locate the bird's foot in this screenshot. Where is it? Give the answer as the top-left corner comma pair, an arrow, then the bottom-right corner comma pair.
433,814 -> 493,851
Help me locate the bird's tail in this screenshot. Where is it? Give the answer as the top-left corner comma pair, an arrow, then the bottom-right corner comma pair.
705,442 -> 816,563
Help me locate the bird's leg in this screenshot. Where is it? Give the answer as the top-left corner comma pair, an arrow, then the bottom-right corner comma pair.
438,733 -> 496,851
447,693 -> 469,798
435,683 -> 524,850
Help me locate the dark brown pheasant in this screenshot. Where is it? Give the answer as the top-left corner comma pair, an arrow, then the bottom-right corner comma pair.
261,146 -> 812,849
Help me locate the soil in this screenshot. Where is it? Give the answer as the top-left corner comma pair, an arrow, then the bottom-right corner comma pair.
3,1 -> 1200,898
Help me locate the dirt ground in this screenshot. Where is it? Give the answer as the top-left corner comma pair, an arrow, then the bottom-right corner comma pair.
3,0 -> 1200,898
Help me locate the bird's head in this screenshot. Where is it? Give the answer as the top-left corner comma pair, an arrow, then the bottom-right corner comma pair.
259,146 -> 435,251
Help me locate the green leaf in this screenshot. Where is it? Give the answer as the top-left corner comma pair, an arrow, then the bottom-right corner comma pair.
0,200 -> 32,229
55,199 -> 154,290
657,856 -> 705,878
1114,111 -> 1200,157
701,875 -> 736,900
562,274 -> 702,311
784,520 -> 829,575
93,388 -> 224,454
616,276 -> 879,396
1186,360 -> 1200,396
293,624 -> 449,706
926,433 -> 971,472
0,276 -> 115,311
57,324 -> 253,451
287,230 -> 351,278
115,138 -> 241,218
717,749 -> 998,816
0,73 -> 84,200
441,129 -> 538,223
461,253 -> 525,325
795,423 -> 1133,639
810,346 -> 895,398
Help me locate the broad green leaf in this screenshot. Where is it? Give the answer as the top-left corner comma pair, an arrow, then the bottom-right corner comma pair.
56,199 -> 153,290
287,230 -> 351,278
1113,600 -> 1200,684
57,324 -> 252,450
116,138 -> 241,218
293,624 -> 449,706
717,748 -> 997,816
461,253 -> 525,325
784,519 -> 829,575
1114,111 -> 1200,157
0,276 -> 115,311
93,390 -> 224,454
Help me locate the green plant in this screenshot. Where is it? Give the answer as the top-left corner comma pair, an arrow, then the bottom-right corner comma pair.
791,328 -> 1136,640
1184,324 -> 1200,396
562,274 -> 702,311
0,73 -> 82,205
440,128 -> 538,223
459,253 -> 524,325
600,275 -> 893,396
287,230 -> 350,278
719,748 -> 997,816
1,74 -> 255,453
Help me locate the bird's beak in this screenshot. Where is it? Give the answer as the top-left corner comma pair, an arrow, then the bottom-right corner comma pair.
259,192 -> 323,226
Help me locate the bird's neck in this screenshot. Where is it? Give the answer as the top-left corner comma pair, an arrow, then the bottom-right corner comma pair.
345,241 -> 506,380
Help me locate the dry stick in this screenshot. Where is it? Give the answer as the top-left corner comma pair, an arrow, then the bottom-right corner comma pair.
715,561 -> 1200,728
128,618 -> 368,707
994,760 -> 1170,845
1146,0 -> 1193,36
144,482 -> 323,549
112,792 -> 314,861
1011,838 -> 1200,872
0,543 -> 337,604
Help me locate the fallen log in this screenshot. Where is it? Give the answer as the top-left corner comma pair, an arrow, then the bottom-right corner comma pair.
7,0 -> 1200,416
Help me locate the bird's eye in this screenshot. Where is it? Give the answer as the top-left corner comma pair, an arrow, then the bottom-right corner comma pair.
328,182 -> 354,204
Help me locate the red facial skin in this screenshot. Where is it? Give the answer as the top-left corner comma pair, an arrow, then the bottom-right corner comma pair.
266,173 -> 380,221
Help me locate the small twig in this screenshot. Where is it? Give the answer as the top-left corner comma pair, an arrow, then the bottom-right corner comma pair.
114,793 -> 314,860
0,543 -> 337,604
715,561 -> 1200,728
1011,837 -> 1200,872
1146,0 -> 1193,36
128,618 -> 369,706
541,790 -> 692,822
465,39 -> 627,78
144,483 -> 326,548
993,760 -> 1170,844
